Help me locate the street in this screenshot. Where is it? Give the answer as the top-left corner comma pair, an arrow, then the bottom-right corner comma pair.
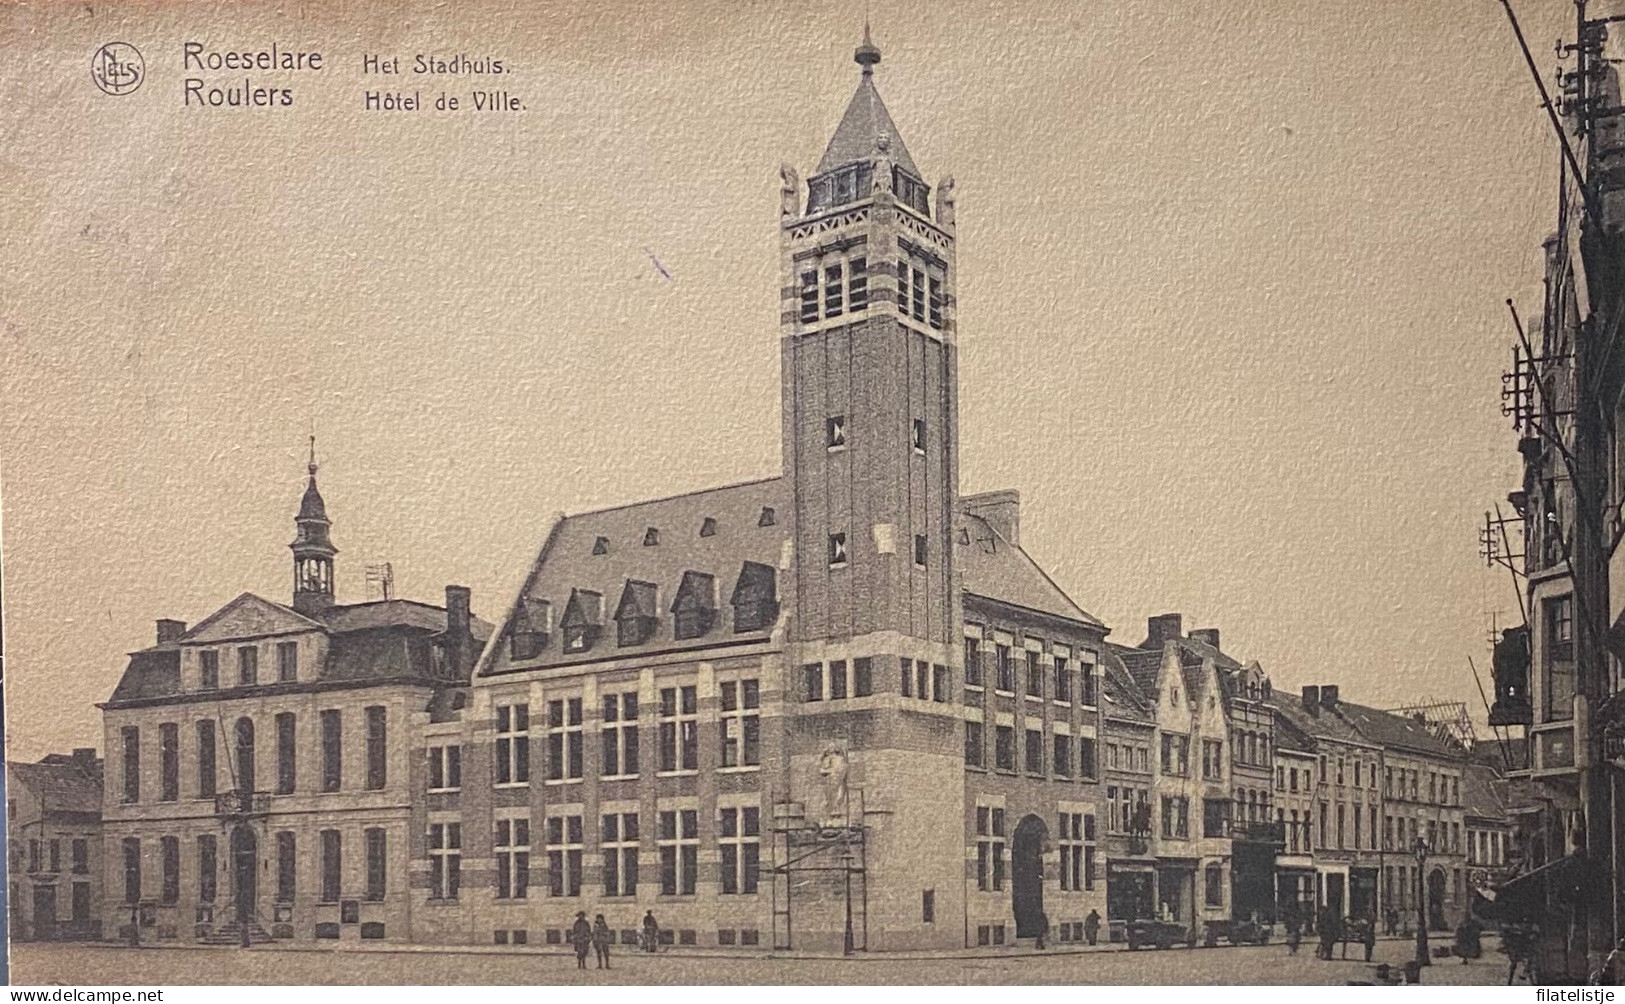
10,937 -> 1515,986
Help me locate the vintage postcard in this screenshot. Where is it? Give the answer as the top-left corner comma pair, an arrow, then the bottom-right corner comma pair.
3,0 -> 1624,989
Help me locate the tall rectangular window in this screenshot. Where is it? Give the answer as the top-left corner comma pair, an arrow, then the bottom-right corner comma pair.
928,275 -> 944,329
160,836 -> 179,904
1025,729 -> 1044,775
71,839 -> 88,874
1025,650 -> 1043,698
822,262 -> 843,318
995,725 -> 1015,772
276,831 -> 296,903
121,726 -> 140,803
932,664 -> 950,702
495,703 -> 530,784
364,706 -> 387,790
276,641 -> 298,682
196,720 -> 216,798
911,266 -> 926,320
965,721 -> 985,768
975,806 -> 1006,891
995,644 -> 1014,693
199,650 -> 219,690
601,692 -> 640,778
237,645 -> 258,686
848,257 -> 868,311
275,712 -> 296,795
719,806 -> 761,895
319,829 -> 341,903
122,837 -> 140,904
853,657 -> 874,697
495,817 -> 531,900
426,743 -> 461,790
720,680 -> 761,767
896,259 -> 911,316
320,709 -> 342,792
197,835 -> 217,903
965,638 -> 983,689
545,815 -> 583,897
1545,594 -> 1576,721
428,823 -> 461,900
799,269 -> 819,324
803,662 -> 824,702
364,827 -> 386,901
829,659 -> 849,700
1058,812 -> 1085,891
602,813 -> 639,897
159,722 -> 179,801
1054,656 -> 1073,704
1053,734 -> 1074,778
657,809 -> 699,896
658,686 -> 698,772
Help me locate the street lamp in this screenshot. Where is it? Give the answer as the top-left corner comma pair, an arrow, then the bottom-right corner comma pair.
1413,837 -> 1431,967
840,847 -> 855,956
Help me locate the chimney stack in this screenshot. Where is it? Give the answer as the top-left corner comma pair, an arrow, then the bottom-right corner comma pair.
1320,685 -> 1340,709
446,585 -> 471,636
963,490 -> 1021,547
1302,685 -> 1321,716
1145,613 -> 1184,650
156,619 -> 187,645
1189,628 -> 1221,651
444,585 -> 474,679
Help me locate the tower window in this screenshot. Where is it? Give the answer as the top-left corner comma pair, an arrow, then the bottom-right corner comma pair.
929,276 -> 943,330
914,534 -> 928,568
823,263 -> 843,318
849,257 -> 868,312
799,270 -> 819,324
896,260 -> 910,316
699,517 -> 718,537
643,528 -> 659,547
828,532 -> 848,568
912,419 -> 926,454
826,415 -> 846,450
911,267 -> 926,321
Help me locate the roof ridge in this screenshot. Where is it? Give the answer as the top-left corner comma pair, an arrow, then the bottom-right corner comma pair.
563,475 -> 781,521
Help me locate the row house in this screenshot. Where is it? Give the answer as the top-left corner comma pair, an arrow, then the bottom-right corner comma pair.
97,454 -> 488,945
6,750 -> 104,941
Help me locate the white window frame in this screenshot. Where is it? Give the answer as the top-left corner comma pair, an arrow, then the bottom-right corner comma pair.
494,813 -> 530,900
600,691 -> 640,780
601,809 -> 640,897
719,678 -> 761,769
718,801 -> 762,895
545,697 -> 583,784
427,818 -> 461,900
494,702 -> 530,787
545,813 -> 583,897
657,806 -> 699,897
658,684 -> 699,774
427,743 -> 462,792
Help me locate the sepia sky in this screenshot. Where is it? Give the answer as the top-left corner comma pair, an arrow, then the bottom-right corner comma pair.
0,0 -> 1576,760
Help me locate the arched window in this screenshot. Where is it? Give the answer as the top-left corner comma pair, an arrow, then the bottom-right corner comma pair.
235,716 -> 256,793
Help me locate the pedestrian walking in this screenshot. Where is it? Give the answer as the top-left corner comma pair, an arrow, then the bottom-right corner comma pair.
592,914 -> 613,970
1285,907 -> 1302,956
570,911 -> 593,970
1035,910 -> 1049,950
1084,909 -> 1100,947
641,910 -> 659,953
1363,918 -> 1376,962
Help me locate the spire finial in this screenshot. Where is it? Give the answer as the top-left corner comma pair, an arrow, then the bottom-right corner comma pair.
308,434 -> 318,478
855,22 -> 880,75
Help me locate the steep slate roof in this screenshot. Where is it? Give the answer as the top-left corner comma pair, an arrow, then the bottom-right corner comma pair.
8,758 -> 103,815
1271,704 -> 1319,754
1462,763 -> 1508,821
817,66 -> 921,177
1114,644 -> 1163,700
1338,702 -> 1463,759
1273,697 -> 1379,749
959,512 -> 1103,628
1100,646 -> 1155,724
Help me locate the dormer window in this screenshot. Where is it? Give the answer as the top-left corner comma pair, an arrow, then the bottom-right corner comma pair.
700,517 -> 718,538
614,580 -> 659,648
643,528 -> 660,547
912,418 -> 926,454
592,536 -> 610,556
758,507 -> 776,527
561,589 -> 603,654
731,562 -> 779,633
671,572 -> 717,640
827,415 -> 846,450
829,532 -> 848,568
510,597 -> 552,660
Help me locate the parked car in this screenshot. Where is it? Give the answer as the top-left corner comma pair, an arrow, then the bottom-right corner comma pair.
1126,919 -> 1196,950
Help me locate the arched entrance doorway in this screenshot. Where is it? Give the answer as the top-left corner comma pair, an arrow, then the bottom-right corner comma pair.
231,825 -> 258,926
1426,868 -> 1446,931
1011,815 -> 1047,938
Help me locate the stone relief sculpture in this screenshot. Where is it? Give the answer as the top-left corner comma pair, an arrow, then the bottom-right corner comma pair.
818,743 -> 850,825
780,163 -> 800,217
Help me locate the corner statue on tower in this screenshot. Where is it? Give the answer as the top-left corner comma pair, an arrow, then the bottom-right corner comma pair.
780,164 -> 800,218
818,744 -> 850,826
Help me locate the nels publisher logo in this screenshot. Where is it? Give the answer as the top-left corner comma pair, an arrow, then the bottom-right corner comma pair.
91,42 -> 143,95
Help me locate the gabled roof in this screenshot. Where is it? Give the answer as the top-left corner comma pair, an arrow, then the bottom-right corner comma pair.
8,757 -> 103,815
959,512 -> 1103,628
1113,644 -> 1163,699
1272,697 -> 1379,749
1100,646 -> 1155,725
817,71 -> 920,177
1338,702 -> 1463,759
1461,763 -> 1508,821
1271,704 -> 1318,754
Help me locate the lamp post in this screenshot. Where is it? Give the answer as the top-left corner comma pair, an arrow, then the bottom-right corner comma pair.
841,847 -> 855,956
1413,837 -> 1431,967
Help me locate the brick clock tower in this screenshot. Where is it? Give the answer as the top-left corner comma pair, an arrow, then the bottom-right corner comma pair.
777,27 -> 966,951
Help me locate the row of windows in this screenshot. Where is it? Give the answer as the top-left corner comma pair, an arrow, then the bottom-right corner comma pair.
489,684 -> 761,785
1230,728 -> 1271,768
795,256 -> 946,332
119,707 -> 387,803
972,807 -> 1097,893
825,530 -> 933,569
425,808 -> 761,901
1384,765 -> 1460,806
193,641 -> 299,691
824,413 -> 930,455
17,837 -> 90,874
963,638 -> 1098,705
1104,742 -> 1151,774
119,829 -> 382,906
1384,815 -> 1464,855
964,721 -> 1098,780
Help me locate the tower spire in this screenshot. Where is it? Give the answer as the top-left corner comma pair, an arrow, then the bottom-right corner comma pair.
308,434 -> 318,478
291,438 -> 336,615
855,22 -> 881,75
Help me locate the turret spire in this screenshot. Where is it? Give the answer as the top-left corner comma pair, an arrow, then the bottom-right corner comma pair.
855,22 -> 880,75
291,438 -> 336,614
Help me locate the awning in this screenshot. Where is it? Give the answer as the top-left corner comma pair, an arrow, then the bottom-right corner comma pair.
1477,854 -> 1593,923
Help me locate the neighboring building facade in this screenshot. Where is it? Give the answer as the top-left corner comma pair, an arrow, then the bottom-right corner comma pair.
7,750 -> 103,941
1270,712 -> 1318,917
97,454 -> 488,945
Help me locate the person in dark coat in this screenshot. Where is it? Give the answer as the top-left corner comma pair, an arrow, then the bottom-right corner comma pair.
569,911 -> 593,969
1363,917 -> 1377,962
1035,910 -> 1049,950
592,914 -> 613,969
1084,909 -> 1101,947
1285,905 -> 1302,955
641,910 -> 659,953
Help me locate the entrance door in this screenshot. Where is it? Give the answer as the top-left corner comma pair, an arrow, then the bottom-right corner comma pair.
1010,815 -> 1047,938
231,825 -> 258,925
31,884 -> 57,941
1427,869 -> 1446,930
1326,872 -> 1345,919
